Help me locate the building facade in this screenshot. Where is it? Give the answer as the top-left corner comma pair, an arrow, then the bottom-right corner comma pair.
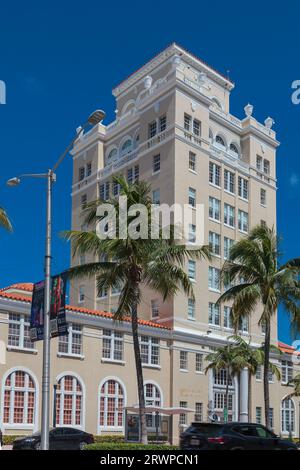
0,45 -> 298,443
0,283 -> 298,442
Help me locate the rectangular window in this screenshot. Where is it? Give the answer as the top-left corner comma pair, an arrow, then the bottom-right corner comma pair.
113,180 -> 120,196
224,237 -> 234,259
209,197 -> 220,221
189,152 -> 196,172
224,169 -> 235,194
141,336 -> 160,366
80,194 -> 87,210
58,323 -> 82,356
102,329 -> 124,361
224,306 -> 233,329
209,302 -> 220,326
239,317 -> 249,333
269,408 -> 274,429
151,299 -> 159,318
152,189 -> 160,205
188,224 -> 196,243
195,402 -> 203,421
281,361 -> 293,384
98,286 -> 108,298
224,203 -> 235,228
188,298 -> 195,320
184,113 -> 191,131
86,162 -> 92,177
79,167 -> 85,181
188,187 -> 196,207
153,154 -> 160,173
238,177 -> 249,200
238,210 -> 248,233
188,260 -> 196,281
79,285 -> 85,302
268,369 -> 274,383
193,119 -> 201,136
256,365 -> 262,380
263,159 -> 270,175
260,188 -> 266,206
8,313 -> 34,350
209,231 -> 221,256
99,181 -> 110,201
256,155 -> 263,171
256,407 -> 262,424
159,115 -> 167,132
209,267 -> 220,291
195,353 -> 203,373
149,120 -> 157,138
179,401 -> 188,425
209,162 -> 221,187
127,168 -> 133,184
134,165 -> 139,182
180,351 -> 188,370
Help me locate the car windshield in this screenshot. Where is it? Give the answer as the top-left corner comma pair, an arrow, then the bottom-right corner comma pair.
189,424 -> 223,436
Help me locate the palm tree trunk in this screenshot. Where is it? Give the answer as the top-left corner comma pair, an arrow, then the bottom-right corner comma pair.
263,321 -> 271,428
131,304 -> 148,444
248,373 -> 252,422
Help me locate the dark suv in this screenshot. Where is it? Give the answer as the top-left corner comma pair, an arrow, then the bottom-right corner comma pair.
180,422 -> 298,450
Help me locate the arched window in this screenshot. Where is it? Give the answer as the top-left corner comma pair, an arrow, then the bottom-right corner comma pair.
230,143 -> 239,156
99,379 -> 124,428
56,375 -> 83,427
121,139 -> 133,155
3,370 -> 36,426
281,398 -> 295,433
216,135 -> 226,147
107,148 -> 118,164
144,383 -> 161,428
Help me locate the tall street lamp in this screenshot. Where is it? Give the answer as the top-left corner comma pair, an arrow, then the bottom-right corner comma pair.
7,109 -> 105,450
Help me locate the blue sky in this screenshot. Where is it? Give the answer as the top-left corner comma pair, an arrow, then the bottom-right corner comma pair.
0,1 -> 299,344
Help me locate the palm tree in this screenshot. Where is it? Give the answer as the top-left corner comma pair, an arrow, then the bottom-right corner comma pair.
287,374 -> 300,397
63,176 -> 210,443
0,207 -> 12,231
217,224 -> 300,427
205,343 -> 240,422
229,336 -> 281,421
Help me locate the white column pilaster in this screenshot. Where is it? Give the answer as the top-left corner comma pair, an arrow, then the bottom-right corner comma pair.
239,368 -> 249,422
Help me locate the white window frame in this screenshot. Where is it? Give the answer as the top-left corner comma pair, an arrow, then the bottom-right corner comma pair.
224,203 -> 235,228
58,323 -> 83,357
189,152 -> 196,172
188,298 -> 195,320
209,231 -> 221,256
238,177 -> 249,200
56,374 -> 84,429
224,306 -> 233,330
180,351 -> 188,371
140,336 -> 160,367
224,237 -> 234,260
238,210 -> 248,233
8,313 -> 35,351
209,197 -> 221,222
195,353 -> 203,373
209,302 -> 220,326
209,266 -> 220,292
151,299 -> 159,318
98,378 -> 125,431
102,329 -> 124,362
153,154 -> 161,174
209,162 -> 221,187
224,169 -> 235,194
188,187 -> 196,207
188,260 -> 196,281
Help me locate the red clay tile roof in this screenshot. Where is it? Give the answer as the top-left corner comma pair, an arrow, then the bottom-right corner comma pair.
0,287 -> 170,330
0,282 -> 34,292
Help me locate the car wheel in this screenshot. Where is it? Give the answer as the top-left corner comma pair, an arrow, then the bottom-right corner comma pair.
79,441 -> 87,450
34,442 -> 41,451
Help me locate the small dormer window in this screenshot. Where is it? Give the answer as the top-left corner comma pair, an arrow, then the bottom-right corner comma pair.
216,135 -> 226,147
107,148 -> 118,164
230,143 -> 239,156
121,139 -> 133,155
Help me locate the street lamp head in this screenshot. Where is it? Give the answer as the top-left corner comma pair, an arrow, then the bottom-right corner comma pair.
7,177 -> 21,187
87,109 -> 106,125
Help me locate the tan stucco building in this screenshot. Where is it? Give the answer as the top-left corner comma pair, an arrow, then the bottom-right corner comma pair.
0,44 -> 298,443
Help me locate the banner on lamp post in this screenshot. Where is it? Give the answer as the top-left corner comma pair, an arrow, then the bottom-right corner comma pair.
30,280 -> 45,341
50,272 -> 68,338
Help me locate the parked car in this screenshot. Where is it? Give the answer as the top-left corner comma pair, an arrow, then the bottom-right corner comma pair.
180,422 -> 298,450
13,427 -> 94,450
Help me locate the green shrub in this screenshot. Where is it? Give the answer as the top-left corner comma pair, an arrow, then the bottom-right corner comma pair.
93,435 -> 125,443
3,435 -> 25,445
85,443 -> 178,451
